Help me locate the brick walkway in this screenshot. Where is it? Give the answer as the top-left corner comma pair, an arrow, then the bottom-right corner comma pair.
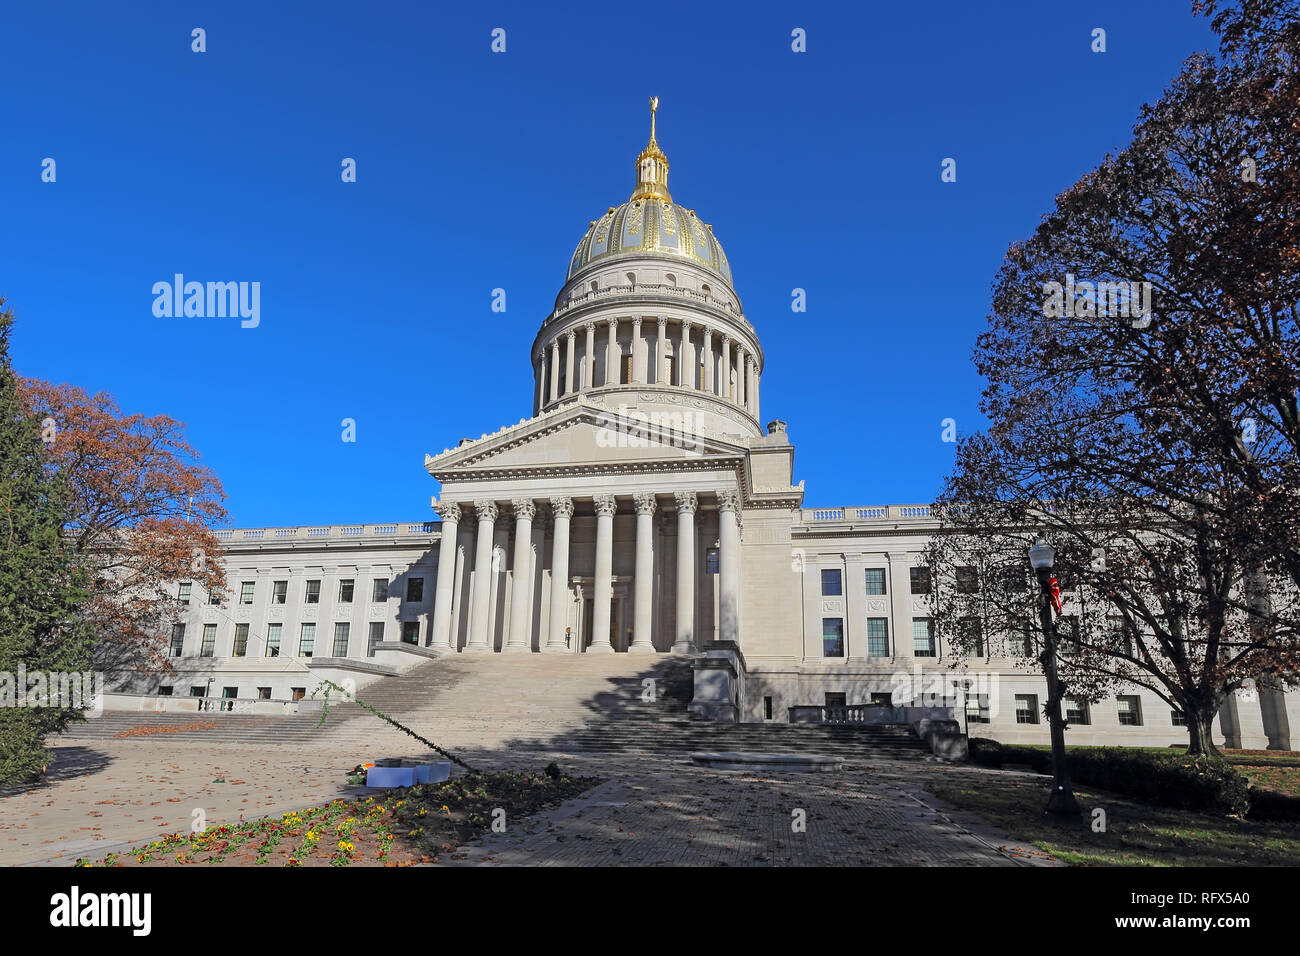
2,740 -> 1054,867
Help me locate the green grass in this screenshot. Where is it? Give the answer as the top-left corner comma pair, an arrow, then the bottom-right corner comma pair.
927,774 -> 1300,866
1004,743 -> 1300,768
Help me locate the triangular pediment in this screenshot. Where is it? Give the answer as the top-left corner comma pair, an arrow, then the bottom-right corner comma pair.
425,401 -> 748,479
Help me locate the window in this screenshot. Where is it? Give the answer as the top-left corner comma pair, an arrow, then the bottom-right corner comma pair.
232,623 -> 249,658
706,548 -> 719,574
190,686 -> 207,698
870,692 -> 893,706
372,578 -> 389,602
1117,695 -> 1143,726
966,694 -> 991,723
299,623 -> 315,658
178,582 -> 192,605
1015,694 -> 1040,724
257,687 -> 272,700
291,687 -> 306,702
305,580 -> 321,604
200,624 -> 217,657
1058,615 -> 1080,654
825,692 -> 847,709
272,580 -> 287,604
1007,621 -> 1034,657
401,621 -> 420,645
909,566 -> 931,595
405,578 -> 425,603
368,622 -> 384,656
912,618 -> 935,657
239,581 -> 255,605
1001,566 -> 1028,593
332,623 -> 350,657
338,579 -> 355,603
959,617 -> 984,656
222,686 -> 238,700
1108,615 -> 1134,656
1171,709 -> 1188,726
1065,698 -> 1091,725
622,355 -> 633,385
170,624 -> 185,657
820,569 -> 842,596
208,588 -> 222,605
265,623 -> 282,658
822,618 -> 844,657
866,618 -> 889,657
157,686 -> 173,696
864,568 -> 886,595
955,566 -> 979,594
763,696 -> 773,720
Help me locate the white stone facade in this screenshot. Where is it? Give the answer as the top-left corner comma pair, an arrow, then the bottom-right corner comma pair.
128,106 -> 1299,751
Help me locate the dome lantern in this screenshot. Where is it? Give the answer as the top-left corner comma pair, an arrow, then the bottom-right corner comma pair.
631,96 -> 671,202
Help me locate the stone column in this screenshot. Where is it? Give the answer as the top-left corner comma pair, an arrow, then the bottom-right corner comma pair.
702,327 -> 714,394
631,317 -> 644,384
590,495 -> 617,653
431,500 -> 461,650
656,317 -> 667,386
466,500 -> 498,651
720,335 -> 733,401
564,329 -> 576,396
534,351 -> 545,415
584,321 -> 596,391
631,493 -> 657,652
544,496 -> 574,652
673,491 -> 697,653
605,317 -> 618,386
504,499 -> 536,652
736,346 -> 746,408
753,367 -> 760,420
744,354 -> 754,413
548,339 -> 560,407
678,320 -> 693,387
718,489 -> 741,644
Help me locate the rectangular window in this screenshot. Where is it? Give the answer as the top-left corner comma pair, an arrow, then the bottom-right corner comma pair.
332,622 -> 350,657
912,618 -> 935,657
955,566 -> 979,594
966,694 -> 991,723
622,354 -> 633,385
257,687 -> 272,700
190,686 -> 207,698
870,692 -> 892,706
232,623 -> 249,658
157,686 -> 173,696
864,568 -> 886,595
405,578 -> 425,603
372,578 -> 389,602
178,582 -> 191,605
763,696 -> 773,720
401,621 -> 420,645
1001,566 -> 1028,593
169,624 -> 185,657
239,581 -> 255,605
820,569 -> 842,596
368,621 -> 384,657
1108,615 -> 1135,656
1007,621 -> 1034,657
1065,698 -> 1090,725
1117,695 -> 1143,726
866,618 -> 889,657
960,617 -> 984,656
909,566 -> 931,595
222,686 -> 238,700
291,687 -> 306,702
1058,615 -> 1080,654
200,624 -> 216,657
1171,709 -> 1187,726
825,692 -> 847,709
1015,694 -> 1039,724
272,580 -> 287,604
305,580 -> 321,604
299,623 -> 315,658
821,618 -> 844,657
706,548 -> 719,574
209,588 -> 222,605
338,579 -> 355,603
265,623 -> 282,658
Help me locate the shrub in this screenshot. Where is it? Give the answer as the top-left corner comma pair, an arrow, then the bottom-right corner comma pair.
1246,787 -> 1300,821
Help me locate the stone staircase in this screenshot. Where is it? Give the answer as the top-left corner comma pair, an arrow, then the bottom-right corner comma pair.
62,654 -> 934,761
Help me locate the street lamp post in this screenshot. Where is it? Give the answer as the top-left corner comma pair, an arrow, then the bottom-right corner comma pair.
1028,537 -> 1081,817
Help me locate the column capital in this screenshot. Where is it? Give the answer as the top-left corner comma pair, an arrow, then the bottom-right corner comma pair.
632,316 -> 643,330
550,495 -> 575,520
474,499 -> 499,522
565,327 -> 576,340
511,498 -> 537,521
434,500 -> 463,523
606,316 -> 618,328
656,316 -> 668,332
634,492 -> 657,516
702,325 -> 713,340
593,494 -> 618,517
681,318 -> 693,333
585,320 -> 597,334
673,490 -> 698,515
716,489 -> 741,513
550,338 -> 560,352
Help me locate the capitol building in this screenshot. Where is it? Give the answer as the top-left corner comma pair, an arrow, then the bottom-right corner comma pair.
128,102 -> 1298,752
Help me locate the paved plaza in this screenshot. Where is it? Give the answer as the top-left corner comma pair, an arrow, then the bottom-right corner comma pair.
1,737 -> 1055,867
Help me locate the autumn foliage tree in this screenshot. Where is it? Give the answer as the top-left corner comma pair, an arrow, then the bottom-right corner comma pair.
20,375 -> 227,676
929,1 -> 1300,755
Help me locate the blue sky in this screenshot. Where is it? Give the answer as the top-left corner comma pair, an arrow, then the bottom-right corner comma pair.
1,1 -> 1217,527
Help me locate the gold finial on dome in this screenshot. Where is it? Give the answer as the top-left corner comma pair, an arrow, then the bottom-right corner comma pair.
631,95 -> 671,202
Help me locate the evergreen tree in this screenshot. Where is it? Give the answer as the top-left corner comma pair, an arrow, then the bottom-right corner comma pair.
0,299 -> 95,785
